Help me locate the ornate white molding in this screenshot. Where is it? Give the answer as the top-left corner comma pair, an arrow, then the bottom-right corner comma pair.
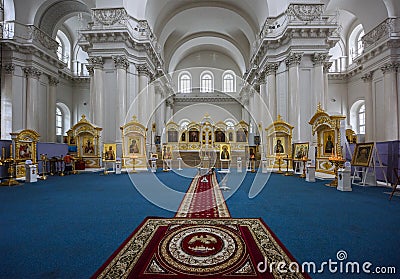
48,76 -> 59,86
113,55 -> 129,69
23,67 -> 42,79
312,53 -> 329,66
362,18 -> 395,49
323,61 -> 333,73
87,57 -> 104,69
27,25 -> 59,53
381,62 -> 399,74
4,63 -> 15,74
85,65 -> 94,76
93,8 -> 127,26
285,52 -> 303,68
361,72 -> 373,83
264,63 -> 279,76
287,4 -> 324,22
135,64 -> 151,77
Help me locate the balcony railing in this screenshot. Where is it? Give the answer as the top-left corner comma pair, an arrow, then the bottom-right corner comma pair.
0,20 -> 59,54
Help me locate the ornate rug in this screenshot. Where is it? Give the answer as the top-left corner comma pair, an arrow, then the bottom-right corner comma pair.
92,173 -> 310,278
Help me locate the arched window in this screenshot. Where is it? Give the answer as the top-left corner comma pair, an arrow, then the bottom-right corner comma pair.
179,119 -> 190,130
200,72 -> 214,93
349,25 -> 364,65
56,30 -> 71,68
55,103 -> 71,143
179,73 -> 192,93
2,0 -> 15,39
223,71 -> 235,92
56,107 -> 63,142
358,104 -> 366,134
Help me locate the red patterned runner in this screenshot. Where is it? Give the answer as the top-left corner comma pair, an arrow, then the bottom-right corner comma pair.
175,173 -> 230,218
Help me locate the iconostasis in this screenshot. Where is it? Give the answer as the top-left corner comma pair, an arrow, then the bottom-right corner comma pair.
67,115 -> 102,168
120,116 -> 147,170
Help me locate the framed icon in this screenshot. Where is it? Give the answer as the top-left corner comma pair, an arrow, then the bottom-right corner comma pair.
104,143 -> 116,161
293,142 -> 309,159
220,144 -> 231,161
351,143 -> 374,167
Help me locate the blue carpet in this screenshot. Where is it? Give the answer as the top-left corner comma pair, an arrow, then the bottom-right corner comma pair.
0,170 -> 399,278
222,172 -> 400,279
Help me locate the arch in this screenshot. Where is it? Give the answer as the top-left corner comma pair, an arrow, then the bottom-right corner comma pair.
200,71 -> 214,93
34,0 -> 90,36
56,102 -> 71,140
178,71 -> 192,93
348,24 -> 364,65
222,70 -> 236,92
350,99 -> 365,134
56,30 -> 71,68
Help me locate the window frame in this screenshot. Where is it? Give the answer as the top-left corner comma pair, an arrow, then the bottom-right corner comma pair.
200,71 -> 214,93
223,71 -> 236,93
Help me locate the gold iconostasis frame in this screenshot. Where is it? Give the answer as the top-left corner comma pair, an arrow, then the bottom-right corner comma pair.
10,129 -> 40,178
309,104 -> 346,174
120,116 -> 147,170
165,115 -> 249,156
265,115 -> 293,168
67,115 -> 102,168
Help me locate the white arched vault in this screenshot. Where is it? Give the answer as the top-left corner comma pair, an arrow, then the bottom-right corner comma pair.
169,36 -> 246,74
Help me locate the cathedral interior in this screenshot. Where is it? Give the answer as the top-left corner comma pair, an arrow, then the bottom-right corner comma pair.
0,0 -> 399,278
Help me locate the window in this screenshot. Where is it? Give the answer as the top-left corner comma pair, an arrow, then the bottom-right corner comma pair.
358,104 -> 365,134
349,25 -> 364,65
180,120 -> 190,130
179,73 -> 191,93
56,107 -> 63,137
223,72 -> 235,92
56,31 -> 71,68
201,72 -> 213,93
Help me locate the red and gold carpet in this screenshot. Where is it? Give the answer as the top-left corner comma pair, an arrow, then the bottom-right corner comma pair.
92,173 -> 310,278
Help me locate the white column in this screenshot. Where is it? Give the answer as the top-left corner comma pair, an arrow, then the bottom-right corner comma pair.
285,52 -> 303,142
1,64 -> 15,139
154,83 -> 163,136
265,63 -> 278,121
87,57 -> 104,127
166,97 -> 173,123
312,53 -> 328,110
113,56 -> 128,141
361,72 -> 374,141
23,67 -> 42,132
86,65 -> 95,122
48,76 -> 59,142
323,62 -> 333,109
258,75 -> 267,126
136,64 -> 150,125
381,63 -> 399,141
